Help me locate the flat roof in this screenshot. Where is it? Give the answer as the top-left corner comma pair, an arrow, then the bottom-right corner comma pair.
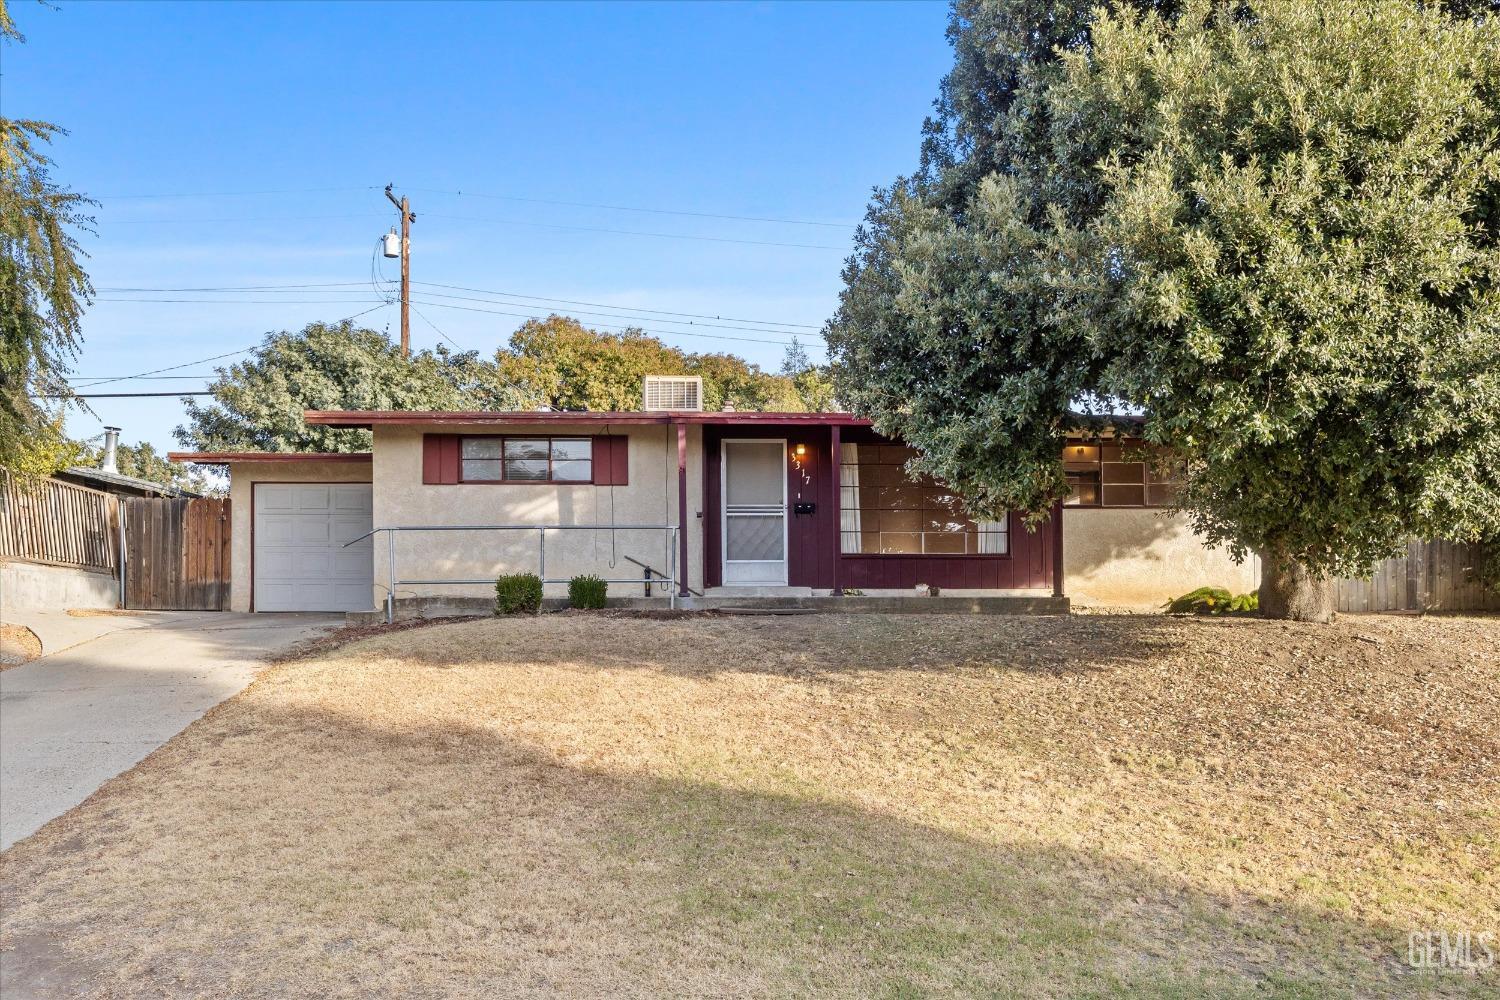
168,451 -> 373,465
302,409 -> 877,429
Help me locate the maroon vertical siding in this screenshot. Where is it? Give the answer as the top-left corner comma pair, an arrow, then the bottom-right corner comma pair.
825,426 -> 1053,592
835,518 -> 1052,592
705,436 -> 721,588
703,425 -> 835,589
701,424 -> 1054,592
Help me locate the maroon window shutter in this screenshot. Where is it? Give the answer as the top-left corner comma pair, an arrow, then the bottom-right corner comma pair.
591,436 -> 629,486
422,434 -> 460,485
610,435 -> 628,486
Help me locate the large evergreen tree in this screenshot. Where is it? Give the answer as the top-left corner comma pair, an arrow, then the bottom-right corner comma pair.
827,0 -> 1500,620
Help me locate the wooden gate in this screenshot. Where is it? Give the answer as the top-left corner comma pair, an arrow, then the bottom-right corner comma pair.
124,498 -> 231,610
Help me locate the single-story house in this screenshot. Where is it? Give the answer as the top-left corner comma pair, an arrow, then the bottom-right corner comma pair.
170,377 -> 1258,616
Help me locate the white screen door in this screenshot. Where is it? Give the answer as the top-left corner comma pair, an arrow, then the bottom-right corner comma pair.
722,439 -> 787,585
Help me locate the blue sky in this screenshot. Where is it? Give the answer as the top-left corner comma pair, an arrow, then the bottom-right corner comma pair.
5,0 -> 952,453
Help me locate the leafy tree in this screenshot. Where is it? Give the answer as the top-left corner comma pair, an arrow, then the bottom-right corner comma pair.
1,2 -> 96,473
827,0 -> 1500,620
780,336 -> 837,412
176,315 -> 820,455
69,437 -> 222,496
495,314 -> 811,411
176,320 -> 527,453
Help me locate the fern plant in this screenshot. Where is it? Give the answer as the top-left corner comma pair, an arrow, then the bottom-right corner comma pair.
1165,587 -> 1259,615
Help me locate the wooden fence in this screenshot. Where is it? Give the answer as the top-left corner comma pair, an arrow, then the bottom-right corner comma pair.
122,497 -> 231,611
0,470 -> 118,572
1335,539 -> 1499,613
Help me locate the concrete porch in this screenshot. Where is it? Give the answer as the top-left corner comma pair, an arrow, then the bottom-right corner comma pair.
347,592 -> 1069,624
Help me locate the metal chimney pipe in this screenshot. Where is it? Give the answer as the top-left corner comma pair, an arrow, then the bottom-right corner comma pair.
101,426 -> 120,474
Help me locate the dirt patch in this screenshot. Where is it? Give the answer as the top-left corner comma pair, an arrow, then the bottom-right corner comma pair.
63,609 -> 144,618
268,615 -> 486,664
1,613 -> 1495,997
0,623 -> 42,668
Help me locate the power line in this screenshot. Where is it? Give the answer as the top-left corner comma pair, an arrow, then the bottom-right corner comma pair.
408,186 -> 857,230
95,297 -> 388,304
71,303 -> 390,388
411,298 -> 800,348
93,185 -> 380,200
413,288 -> 822,338
412,280 -> 822,329
86,293 -> 804,352
90,181 -> 856,229
97,282 -> 374,293
408,306 -> 536,404
93,280 -> 824,331
103,213 -> 383,225
422,212 -> 846,251
39,391 -> 216,399
72,347 -> 261,389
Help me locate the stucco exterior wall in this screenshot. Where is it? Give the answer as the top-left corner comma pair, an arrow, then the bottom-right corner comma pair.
372,424 -> 704,603
227,460 -> 373,612
1063,508 -> 1259,609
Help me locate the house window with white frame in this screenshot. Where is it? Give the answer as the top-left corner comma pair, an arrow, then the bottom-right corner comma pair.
839,443 -> 1008,555
459,437 -> 592,483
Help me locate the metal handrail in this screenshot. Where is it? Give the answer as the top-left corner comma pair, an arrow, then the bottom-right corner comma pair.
620,553 -> 705,598
343,523 -> 680,622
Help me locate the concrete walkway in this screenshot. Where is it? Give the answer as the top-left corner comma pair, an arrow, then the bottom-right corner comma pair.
0,612 -> 339,849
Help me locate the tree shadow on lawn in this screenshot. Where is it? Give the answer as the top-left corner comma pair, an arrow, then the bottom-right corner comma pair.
374,612 -> 1211,681
2,695 -> 1483,1000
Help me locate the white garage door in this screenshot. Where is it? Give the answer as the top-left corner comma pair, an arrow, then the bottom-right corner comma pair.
253,484 -> 373,612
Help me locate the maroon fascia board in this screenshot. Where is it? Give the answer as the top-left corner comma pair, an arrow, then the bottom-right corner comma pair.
169,451 -> 373,464
302,409 -> 877,429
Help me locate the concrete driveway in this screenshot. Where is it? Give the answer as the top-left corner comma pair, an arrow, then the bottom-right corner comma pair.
0,612 -> 339,849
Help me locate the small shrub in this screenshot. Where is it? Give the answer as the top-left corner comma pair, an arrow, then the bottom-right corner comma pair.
495,572 -> 544,615
568,574 -> 608,610
1165,586 -> 1259,615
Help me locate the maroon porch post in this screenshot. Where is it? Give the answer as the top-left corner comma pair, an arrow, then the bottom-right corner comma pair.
830,423 -> 842,595
676,421 -> 689,597
1051,500 -> 1065,598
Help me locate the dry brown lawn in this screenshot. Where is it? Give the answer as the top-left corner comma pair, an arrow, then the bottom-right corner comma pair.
0,623 -> 42,668
1,612 -> 1496,998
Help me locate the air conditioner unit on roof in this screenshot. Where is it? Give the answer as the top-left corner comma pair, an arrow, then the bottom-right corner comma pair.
642,375 -> 703,411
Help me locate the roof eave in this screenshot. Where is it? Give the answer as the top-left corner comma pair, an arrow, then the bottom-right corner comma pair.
301,409 -> 875,429
167,451 -> 373,465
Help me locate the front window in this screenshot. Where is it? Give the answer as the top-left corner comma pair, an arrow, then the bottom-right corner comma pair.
1062,439 -> 1179,506
839,443 -> 1008,555
461,437 -> 592,483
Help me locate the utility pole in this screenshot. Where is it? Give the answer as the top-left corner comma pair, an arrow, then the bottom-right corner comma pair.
384,184 -> 415,357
